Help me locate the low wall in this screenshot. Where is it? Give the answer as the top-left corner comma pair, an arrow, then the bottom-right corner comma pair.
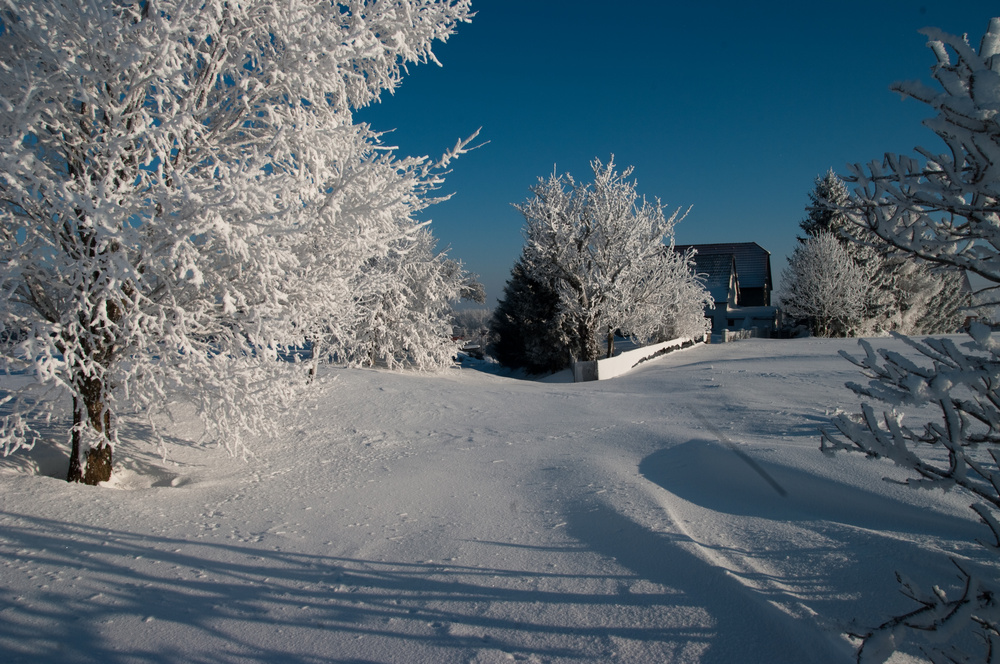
572,336 -> 703,382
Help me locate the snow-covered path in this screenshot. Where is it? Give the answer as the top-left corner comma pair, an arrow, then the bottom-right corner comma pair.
0,338 -> 989,662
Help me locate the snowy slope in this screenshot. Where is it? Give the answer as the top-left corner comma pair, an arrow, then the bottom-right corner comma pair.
0,337 -> 990,663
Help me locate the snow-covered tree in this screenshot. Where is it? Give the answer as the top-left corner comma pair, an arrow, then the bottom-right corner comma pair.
800,169 -> 854,241
801,171 -> 969,335
781,232 -> 886,337
515,158 -> 710,363
451,307 -> 492,341
822,17 -> 1000,662
451,306 -> 491,358
842,20 -> 1000,293
333,228 -> 482,370
884,258 -> 969,335
0,1 -> 473,483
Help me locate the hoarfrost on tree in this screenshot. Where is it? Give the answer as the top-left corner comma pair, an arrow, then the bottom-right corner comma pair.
514,157 -> 710,365
0,0 -> 475,483
799,170 -> 968,336
822,16 -> 1000,663
328,227 -> 484,371
781,232 -> 885,338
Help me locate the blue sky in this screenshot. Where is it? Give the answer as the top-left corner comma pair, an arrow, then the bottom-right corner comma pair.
357,1 -> 999,307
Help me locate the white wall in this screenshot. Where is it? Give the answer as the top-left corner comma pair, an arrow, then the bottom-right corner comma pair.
572,336 -> 703,382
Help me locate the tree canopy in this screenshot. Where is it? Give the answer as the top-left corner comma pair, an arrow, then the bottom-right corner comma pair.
493,158 -> 709,369
0,0 -> 475,483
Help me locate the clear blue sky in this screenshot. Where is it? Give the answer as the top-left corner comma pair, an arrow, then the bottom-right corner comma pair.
357,1 -> 999,307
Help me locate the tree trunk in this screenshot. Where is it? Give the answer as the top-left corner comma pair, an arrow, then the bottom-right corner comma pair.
577,318 -> 599,362
82,443 -> 113,485
66,397 -> 84,483
66,375 -> 113,485
606,327 -> 615,359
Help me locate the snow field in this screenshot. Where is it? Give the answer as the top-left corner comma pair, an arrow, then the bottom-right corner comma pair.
0,337 -> 991,663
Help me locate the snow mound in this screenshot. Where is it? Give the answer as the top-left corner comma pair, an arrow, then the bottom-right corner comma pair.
100,463 -> 191,491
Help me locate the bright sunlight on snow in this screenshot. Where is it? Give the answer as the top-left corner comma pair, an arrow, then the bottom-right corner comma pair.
0,337 -> 989,663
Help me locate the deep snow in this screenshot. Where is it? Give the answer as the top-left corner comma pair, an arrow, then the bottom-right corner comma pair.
0,337 -> 992,663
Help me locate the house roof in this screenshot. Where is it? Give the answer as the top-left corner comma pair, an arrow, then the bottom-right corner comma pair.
687,252 -> 737,303
676,242 -> 772,291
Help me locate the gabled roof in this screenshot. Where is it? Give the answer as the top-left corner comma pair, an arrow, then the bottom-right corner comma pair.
676,242 -> 772,291
687,252 -> 738,303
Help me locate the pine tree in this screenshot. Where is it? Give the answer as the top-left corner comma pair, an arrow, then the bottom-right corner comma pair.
488,259 -> 577,374
799,169 -> 853,241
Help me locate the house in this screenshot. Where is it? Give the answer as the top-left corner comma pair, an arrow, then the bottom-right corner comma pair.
675,242 -> 778,340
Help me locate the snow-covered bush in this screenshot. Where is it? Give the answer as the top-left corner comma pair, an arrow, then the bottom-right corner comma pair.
781,232 -> 887,337
512,158 -> 710,365
823,17 -> 1000,662
329,228 -> 482,371
452,307 -> 492,358
452,308 -> 492,341
0,1 -> 473,483
886,258 -> 969,335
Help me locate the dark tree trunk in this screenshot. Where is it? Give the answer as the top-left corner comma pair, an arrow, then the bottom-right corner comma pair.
82,443 -> 113,485
573,316 -> 599,362
66,398 -> 84,483
606,327 -> 615,359
66,375 -> 113,485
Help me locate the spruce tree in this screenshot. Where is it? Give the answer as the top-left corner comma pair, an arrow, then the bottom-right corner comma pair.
488,259 -> 577,374
799,169 -> 853,241
797,170 -> 968,334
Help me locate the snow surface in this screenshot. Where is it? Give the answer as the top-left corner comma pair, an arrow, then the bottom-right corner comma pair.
0,337 -> 992,663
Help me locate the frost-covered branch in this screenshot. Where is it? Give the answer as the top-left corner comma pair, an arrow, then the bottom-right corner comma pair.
0,0 -> 474,483
824,328 -> 1000,663
823,17 -> 1000,662
841,18 -> 1000,283
510,157 -> 709,365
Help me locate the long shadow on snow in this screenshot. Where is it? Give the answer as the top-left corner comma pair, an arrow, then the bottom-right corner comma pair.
562,497 -> 847,664
0,510 -> 734,664
640,439 -> 979,540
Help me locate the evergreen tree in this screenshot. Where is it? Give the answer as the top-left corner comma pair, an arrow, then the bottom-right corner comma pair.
798,170 -> 968,335
488,259 -> 577,374
799,169 -> 853,241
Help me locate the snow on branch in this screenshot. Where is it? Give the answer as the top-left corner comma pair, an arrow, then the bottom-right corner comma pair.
824,17 -> 1000,662
0,0 -> 475,482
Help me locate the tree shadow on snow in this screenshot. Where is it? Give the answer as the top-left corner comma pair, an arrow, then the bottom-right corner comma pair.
561,497 -> 849,664
639,439 -> 978,538
0,509 -> 811,664
610,439 -> 994,661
